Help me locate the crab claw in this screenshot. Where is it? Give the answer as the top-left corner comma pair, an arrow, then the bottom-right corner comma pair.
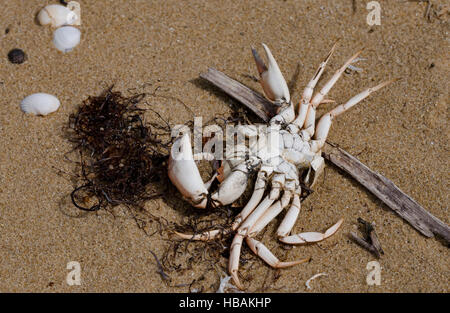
168,133 -> 208,208
252,43 -> 290,104
303,154 -> 325,188
211,162 -> 248,206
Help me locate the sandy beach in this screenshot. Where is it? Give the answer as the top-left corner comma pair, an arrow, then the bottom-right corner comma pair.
0,0 -> 448,292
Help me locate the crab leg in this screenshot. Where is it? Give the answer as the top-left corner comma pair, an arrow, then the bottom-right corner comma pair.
229,234 -> 245,290
229,228 -> 309,290
237,193 -> 277,236
279,218 -> 344,245
237,174 -> 284,235
246,237 -> 310,268
174,229 -> 231,241
330,79 -> 398,117
232,170 -> 268,230
293,41 -> 338,128
248,190 -> 292,237
311,79 -> 399,152
277,192 -> 301,237
229,180 -> 283,289
311,49 -> 364,108
303,49 -> 363,137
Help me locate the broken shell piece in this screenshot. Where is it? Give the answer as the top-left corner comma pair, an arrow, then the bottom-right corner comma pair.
20,93 -> 60,116
37,4 -> 79,27
67,1 -> 81,26
305,273 -> 327,290
53,26 -> 81,53
216,275 -> 243,293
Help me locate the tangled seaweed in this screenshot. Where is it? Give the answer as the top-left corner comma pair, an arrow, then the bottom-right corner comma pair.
67,87 -> 170,212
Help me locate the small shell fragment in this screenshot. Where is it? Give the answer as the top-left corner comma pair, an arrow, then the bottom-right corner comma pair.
67,1 -> 82,26
20,93 -> 60,116
216,275 -> 243,293
37,4 -> 78,27
53,26 -> 81,53
305,273 -> 327,290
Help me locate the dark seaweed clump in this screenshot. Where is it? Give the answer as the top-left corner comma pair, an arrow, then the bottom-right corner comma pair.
67,87 -> 170,212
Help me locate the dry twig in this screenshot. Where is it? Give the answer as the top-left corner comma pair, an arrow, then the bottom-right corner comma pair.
350,218 -> 384,258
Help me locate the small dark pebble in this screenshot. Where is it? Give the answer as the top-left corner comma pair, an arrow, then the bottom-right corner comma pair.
8,48 -> 27,64
429,62 -> 435,69
5,28 -> 10,34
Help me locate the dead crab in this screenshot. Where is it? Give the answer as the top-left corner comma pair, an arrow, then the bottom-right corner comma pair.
169,42 -> 396,289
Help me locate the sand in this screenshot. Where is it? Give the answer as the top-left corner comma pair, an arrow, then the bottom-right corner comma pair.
0,0 -> 448,292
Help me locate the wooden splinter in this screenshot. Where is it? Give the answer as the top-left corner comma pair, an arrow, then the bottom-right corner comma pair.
350,218 -> 384,258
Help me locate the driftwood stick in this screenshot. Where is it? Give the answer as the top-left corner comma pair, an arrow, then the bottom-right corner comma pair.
199,67 -> 450,245
323,143 -> 450,244
200,67 -> 275,122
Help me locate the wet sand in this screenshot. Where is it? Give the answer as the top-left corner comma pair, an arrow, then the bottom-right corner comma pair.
0,0 -> 448,292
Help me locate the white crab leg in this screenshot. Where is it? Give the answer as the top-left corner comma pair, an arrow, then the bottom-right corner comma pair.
279,218 -> 344,245
248,190 -> 292,237
246,237 -> 310,268
293,41 -> 338,128
237,193 -> 277,236
229,234 -> 245,290
174,229 -> 231,241
329,79 -> 399,117
168,133 -> 208,208
311,49 -> 364,108
252,43 -> 291,104
311,79 -> 398,153
277,193 -> 301,237
303,49 -> 363,136
232,170 -> 268,230
237,174 -> 284,235
319,99 -> 336,104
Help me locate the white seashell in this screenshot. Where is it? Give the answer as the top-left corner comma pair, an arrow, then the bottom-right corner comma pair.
20,93 -> 60,116
37,4 -> 79,28
53,26 -> 81,53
